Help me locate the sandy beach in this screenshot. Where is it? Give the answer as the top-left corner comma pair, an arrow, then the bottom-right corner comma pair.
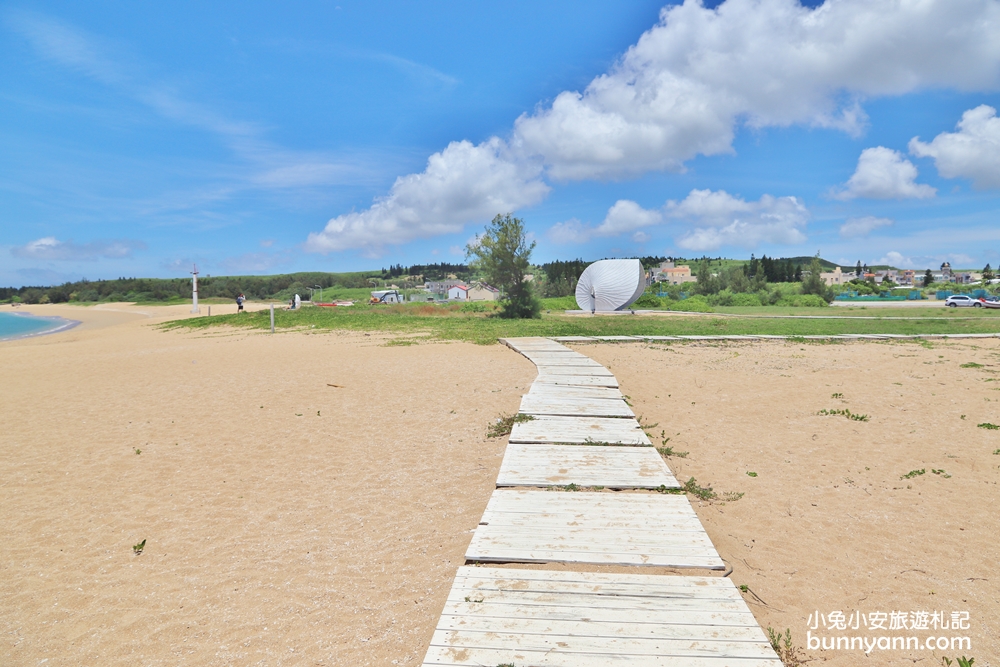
3,306 -> 998,665
582,339 -> 999,665
0,304 -> 535,666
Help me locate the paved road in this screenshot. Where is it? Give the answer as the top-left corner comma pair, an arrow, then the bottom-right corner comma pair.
830,300 -> 946,307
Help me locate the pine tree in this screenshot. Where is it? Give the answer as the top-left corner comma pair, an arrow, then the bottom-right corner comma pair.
855,260 -> 862,277
466,213 -> 540,319
924,269 -> 934,287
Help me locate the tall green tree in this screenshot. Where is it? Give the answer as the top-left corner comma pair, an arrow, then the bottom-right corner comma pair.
924,269 -> 934,287
801,257 -> 831,300
466,213 -> 541,319
983,263 -> 994,283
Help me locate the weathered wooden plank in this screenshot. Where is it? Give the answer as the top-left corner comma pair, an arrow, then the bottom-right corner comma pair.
497,443 -> 679,489
429,630 -> 778,658
518,394 -> 634,418
522,353 -> 595,363
530,365 -> 614,376
422,567 -> 781,666
528,384 -> 623,399
509,415 -> 650,445
529,357 -> 608,367
425,648 -> 780,666
534,374 -> 620,388
591,336 -> 642,342
467,490 -> 724,569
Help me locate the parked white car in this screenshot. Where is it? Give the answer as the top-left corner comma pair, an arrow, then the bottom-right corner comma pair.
944,294 -> 982,307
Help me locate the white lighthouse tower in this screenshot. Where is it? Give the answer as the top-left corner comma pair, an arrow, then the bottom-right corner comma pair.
190,264 -> 200,314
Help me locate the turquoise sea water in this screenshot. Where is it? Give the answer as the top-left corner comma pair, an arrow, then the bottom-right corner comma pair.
0,312 -> 77,340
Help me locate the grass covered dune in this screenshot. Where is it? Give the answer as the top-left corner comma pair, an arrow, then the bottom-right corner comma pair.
166,303 -> 1000,344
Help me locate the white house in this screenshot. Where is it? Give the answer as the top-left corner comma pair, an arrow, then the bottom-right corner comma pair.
447,285 -> 469,300
468,283 -> 500,301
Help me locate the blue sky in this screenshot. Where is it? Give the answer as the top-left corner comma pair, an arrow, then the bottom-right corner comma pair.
3,0 -> 1000,287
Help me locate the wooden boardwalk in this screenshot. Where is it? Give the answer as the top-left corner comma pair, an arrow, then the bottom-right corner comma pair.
466,490 -> 724,569
498,443 -> 679,489
509,415 -> 651,445
419,337 -> 780,666
422,567 -> 782,666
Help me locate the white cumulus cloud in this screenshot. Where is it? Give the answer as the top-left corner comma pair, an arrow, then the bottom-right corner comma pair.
309,0 -> 1000,251
909,104 -> 1000,189
514,0 -> 1000,180
839,216 -> 894,238
11,237 -> 146,261
305,139 -> 549,255
670,190 -> 808,251
546,218 -> 592,244
596,199 -> 664,236
833,147 -> 935,200
547,188 -> 808,250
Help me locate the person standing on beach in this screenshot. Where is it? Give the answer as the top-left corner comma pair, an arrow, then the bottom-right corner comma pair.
236,293 -> 245,314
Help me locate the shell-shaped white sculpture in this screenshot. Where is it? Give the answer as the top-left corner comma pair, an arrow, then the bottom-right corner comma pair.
575,259 -> 646,312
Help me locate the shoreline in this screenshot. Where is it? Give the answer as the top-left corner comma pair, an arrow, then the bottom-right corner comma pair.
0,311 -> 80,342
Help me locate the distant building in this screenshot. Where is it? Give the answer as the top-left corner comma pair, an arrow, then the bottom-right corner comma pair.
898,270 -> 915,286
821,266 -> 849,286
941,262 -> 952,278
655,261 -> 696,285
467,283 -> 500,301
448,285 -> 469,300
874,269 -> 898,284
954,272 -> 980,285
425,280 -> 466,295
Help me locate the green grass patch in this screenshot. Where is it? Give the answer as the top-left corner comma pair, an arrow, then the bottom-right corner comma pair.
162,301 -> 1000,345
901,469 -> 926,479
961,362 -> 985,368
977,422 -> 1000,430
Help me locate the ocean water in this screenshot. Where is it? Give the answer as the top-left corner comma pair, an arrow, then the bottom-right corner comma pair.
0,311 -> 75,340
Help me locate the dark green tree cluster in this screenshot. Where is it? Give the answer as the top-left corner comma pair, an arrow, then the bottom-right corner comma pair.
539,259 -> 588,297
1,271 -> 378,304
382,262 -> 470,280
744,255 -> 801,282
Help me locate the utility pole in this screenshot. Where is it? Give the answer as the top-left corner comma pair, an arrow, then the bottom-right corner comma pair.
190,264 -> 200,314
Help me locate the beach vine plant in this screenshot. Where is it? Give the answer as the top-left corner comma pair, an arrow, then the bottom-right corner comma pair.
818,408 -> 869,422
766,627 -> 804,666
656,430 -> 688,458
487,412 -> 534,438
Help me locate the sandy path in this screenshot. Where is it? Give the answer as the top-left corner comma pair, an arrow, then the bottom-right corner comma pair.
581,339 -> 999,665
0,305 -> 535,666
